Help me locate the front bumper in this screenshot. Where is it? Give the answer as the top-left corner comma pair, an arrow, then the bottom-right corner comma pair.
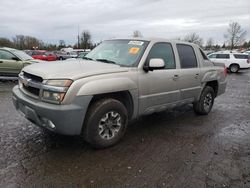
12,85 -> 92,135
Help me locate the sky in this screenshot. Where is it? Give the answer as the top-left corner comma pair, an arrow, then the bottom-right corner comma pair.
0,0 -> 249,45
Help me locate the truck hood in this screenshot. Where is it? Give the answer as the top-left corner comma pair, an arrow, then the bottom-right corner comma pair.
22,59 -> 129,80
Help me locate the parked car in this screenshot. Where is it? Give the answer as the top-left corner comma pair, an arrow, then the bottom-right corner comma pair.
12,38 -> 227,148
76,51 -> 89,59
208,52 -> 250,73
57,51 -> 78,60
0,47 -> 41,77
244,50 -> 250,56
30,50 -> 57,61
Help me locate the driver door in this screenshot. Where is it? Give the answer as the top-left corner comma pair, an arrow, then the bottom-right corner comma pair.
138,42 -> 181,114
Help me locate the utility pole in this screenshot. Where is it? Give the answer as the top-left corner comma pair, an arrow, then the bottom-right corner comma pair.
77,25 -> 80,49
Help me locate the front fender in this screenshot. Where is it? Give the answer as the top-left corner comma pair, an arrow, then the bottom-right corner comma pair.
77,77 -> 137,96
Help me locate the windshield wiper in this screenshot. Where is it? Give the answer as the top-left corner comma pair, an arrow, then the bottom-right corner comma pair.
96,58 -> 117,65
82,57 -> 93,60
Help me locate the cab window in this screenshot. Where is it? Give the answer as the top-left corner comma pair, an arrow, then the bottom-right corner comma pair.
147,42 -> 176,69
177,44 -> 198,68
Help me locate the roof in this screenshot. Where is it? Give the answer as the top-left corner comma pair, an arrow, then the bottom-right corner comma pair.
104,37 -> 198,46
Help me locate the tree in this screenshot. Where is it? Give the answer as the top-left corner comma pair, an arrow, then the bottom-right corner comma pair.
224,21 -> 247,50
133,30 -> 143,38
80,30 -> 92,49
205,38 -> 214,50
184,33 -> 203,46
58,40 -> 66,48
0,37 -> 13,47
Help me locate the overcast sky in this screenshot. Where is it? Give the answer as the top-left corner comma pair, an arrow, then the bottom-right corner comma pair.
0,0 -> 249,45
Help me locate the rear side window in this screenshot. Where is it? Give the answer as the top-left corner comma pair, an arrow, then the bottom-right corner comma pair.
233,54 -> 249,59
177,44 -> 197,68
216,54 -> 230,59
147,42 -> 176,69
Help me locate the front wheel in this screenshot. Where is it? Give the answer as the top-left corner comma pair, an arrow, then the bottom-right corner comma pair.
83,98 -> 128,148
193,86 -> 215,115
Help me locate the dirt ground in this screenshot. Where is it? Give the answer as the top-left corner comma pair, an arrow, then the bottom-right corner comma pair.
0,70 -> 250,188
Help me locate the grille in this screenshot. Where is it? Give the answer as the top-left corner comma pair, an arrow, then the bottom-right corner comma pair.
22,72 -> 43,97
23,72 -> 43,83
23,85 -> 40,96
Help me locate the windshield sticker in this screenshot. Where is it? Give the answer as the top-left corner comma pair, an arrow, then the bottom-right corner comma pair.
128,41 -> 144,46
129,47 -> 140,55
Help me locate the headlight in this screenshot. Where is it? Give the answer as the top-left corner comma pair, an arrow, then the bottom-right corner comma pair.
45,79 -> 73,87
41,79 -> 73,103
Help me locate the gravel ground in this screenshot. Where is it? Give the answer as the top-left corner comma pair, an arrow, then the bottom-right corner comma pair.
0,70 -> 250,188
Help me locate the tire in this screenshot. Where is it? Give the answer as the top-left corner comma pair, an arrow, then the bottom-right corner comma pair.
193,86 -> 215,115
83,98 -> 128,149
59,57 -> 63,60
229,64 -> 239,73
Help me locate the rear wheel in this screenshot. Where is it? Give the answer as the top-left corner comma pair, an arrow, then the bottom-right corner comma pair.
83,98 -> 128,148
193,86 -> 215,115
229,64 -> 239,73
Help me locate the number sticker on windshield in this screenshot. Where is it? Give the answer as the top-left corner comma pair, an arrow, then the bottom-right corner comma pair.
129,47 -> 140,55
128,41 -> 144,46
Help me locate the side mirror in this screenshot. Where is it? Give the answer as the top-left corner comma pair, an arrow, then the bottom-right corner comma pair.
12,57 -> 19,61
144,58 -> 165,72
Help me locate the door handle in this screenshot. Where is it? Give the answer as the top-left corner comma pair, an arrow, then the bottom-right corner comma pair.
173,75 -> 179,81
195,73 -> 199,79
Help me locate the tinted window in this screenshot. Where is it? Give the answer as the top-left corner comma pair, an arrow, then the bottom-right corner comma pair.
177,44 -> 197,68
233,54 -> 249,59
208,54 -> 216,58
147,42 -> 176,69
0,50 -> 16,60
216,54 -> 230,59
199,49 -> 208,60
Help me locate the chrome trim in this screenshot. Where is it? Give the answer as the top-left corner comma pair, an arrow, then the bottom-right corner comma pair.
19,74 -> 68,93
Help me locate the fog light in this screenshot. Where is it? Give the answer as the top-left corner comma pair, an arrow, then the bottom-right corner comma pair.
48,120 -> 56,129
40,118 -> 56,129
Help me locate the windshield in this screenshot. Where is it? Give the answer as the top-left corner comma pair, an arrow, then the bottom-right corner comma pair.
12,50 -> 33,60
85,39 -> 149,67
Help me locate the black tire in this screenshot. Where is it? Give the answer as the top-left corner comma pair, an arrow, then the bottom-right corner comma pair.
83,98 -> 128,149
229,64 -> 239,73
59,57 -> 63,60
193,86 -> 215,115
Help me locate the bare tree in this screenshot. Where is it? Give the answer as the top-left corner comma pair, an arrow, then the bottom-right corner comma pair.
58,40 -> 66,48
133,30 -> 143,38
0,37 -> 13,48
205,38 -> 214,50
224,21 -> 247,50
80,30 -> 92,49
184,33 -> 203,46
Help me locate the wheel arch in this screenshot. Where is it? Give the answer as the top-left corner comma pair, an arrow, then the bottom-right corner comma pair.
87,90 -> 135,120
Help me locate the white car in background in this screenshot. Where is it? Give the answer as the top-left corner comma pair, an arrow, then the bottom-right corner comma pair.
208,52 -> 250,73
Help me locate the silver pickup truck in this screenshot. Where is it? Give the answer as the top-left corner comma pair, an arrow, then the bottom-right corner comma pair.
12,38 -> 227,148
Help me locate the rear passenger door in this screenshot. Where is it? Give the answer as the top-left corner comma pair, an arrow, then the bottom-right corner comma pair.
176,44 -> 202,100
